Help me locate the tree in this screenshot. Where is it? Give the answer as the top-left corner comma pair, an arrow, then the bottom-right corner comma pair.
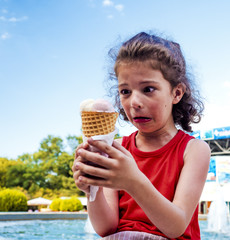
6,162 -> 27,188
33,136 -> 64,182
55,152 -> 74,177
0,158 -> 17,188
32,135 -> 76,190
1,134 -> 89,197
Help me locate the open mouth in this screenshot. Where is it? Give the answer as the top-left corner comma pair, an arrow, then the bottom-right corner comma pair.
133,117 -> 151,123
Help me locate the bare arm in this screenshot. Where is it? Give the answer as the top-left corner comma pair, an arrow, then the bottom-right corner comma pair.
76,138 -> 210,238
126,139 -> 210,237
72,140 -> 121,237
86,187 -> 119,236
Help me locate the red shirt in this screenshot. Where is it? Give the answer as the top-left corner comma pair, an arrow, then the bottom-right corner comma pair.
117,130 -> 200,239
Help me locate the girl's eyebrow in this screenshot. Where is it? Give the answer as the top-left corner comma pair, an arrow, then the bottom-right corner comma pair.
118,83 -> 129,88
140,80 -> 159,85
118,80 -> 159,88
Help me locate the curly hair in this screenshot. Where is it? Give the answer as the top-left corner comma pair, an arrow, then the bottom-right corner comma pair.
107,32 -> 204,132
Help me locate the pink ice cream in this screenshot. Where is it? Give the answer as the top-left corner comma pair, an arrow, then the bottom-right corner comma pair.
80,99 -> 115,112
92,99 -> 115,112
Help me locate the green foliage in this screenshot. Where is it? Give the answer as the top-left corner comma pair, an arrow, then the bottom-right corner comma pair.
55,152 -> 74,177
0,134 -> 94,198
49,198 -> 62,211
17,153 -> 33,164
61,176 -> 77,191
6,161 -> 45,194
59,197 -> 83,212
0,189 -> 27,211
0,158 -> 17,187
50,197 -> 83,212
6,163 -> 27,188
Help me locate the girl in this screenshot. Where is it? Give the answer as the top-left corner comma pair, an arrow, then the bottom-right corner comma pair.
72,32 -> 211,239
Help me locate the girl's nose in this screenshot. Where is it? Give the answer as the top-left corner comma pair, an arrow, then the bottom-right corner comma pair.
130,92 -> 143,109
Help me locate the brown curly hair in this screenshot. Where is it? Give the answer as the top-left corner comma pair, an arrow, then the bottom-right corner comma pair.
107,32 -> 204,132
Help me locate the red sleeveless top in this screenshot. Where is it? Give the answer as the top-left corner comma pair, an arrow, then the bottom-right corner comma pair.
117,130 -> 200,239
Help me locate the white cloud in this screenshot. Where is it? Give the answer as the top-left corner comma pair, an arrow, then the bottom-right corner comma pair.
8,16 -> 28,22
1,32 -> 10,40
115,4 -> 124,12
103,0 -> 114,7
0,15 -> 28,22
101,1 -> 125,17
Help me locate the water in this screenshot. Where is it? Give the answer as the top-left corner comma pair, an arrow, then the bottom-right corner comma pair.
0,219 -> 230,239
207,186 -> 229,233
0,219 -> 100,240
200,221 -> 230,239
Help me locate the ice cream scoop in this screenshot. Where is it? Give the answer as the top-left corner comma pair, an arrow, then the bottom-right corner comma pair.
91,99 -> 115,112
80,99 -> 115,112
79,99 -> 95,112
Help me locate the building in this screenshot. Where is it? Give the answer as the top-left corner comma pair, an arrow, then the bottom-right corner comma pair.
191,126 -> 230,215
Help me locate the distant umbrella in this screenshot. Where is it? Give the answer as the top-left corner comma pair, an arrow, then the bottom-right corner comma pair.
27,197 -> 52,206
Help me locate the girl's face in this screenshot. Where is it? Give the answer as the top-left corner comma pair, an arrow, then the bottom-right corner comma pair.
117,62 -> 183,135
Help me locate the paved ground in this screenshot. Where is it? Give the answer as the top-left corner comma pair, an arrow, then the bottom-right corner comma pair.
0,211 -> 88,221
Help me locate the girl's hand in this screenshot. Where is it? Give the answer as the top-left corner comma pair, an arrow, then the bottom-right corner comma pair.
75,138 -> 143,192
72,143 -> 91,195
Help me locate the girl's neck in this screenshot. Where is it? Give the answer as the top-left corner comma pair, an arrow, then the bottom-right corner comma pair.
135,127 -> 178,152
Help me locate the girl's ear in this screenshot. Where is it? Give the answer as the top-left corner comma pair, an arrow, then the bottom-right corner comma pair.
172,83 -> 185,104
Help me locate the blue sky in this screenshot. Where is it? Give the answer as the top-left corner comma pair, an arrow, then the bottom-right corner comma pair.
1,0 -> 230,159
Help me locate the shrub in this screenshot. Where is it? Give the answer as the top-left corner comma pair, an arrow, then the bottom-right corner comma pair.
59,197 -> 83,212
0,189 -> 27,211
49,198 -> 62,211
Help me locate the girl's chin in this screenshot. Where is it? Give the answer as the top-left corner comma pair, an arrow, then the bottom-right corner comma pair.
134,126 -> 154,133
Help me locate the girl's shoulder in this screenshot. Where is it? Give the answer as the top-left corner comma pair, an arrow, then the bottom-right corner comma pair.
184,138 -> 211,165
186,138 -> 210,153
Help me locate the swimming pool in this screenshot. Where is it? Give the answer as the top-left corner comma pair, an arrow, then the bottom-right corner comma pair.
0,219 -> 100,240
0,219 -> 229,239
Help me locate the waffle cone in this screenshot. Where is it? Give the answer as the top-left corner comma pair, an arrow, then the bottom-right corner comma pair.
81,111 -> 119,137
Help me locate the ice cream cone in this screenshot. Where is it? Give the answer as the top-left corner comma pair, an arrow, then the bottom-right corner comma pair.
81,111 -> 119,137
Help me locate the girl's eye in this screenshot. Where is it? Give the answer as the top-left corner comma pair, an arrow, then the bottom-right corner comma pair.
120,89 -> 131,95
143,86 -> 155,93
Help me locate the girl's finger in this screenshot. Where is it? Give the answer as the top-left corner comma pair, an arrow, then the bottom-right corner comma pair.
77,149 -> 114,169
73,170 -> 90,193
74,142 -> 89,159
72,156 -> 83,171
87,139 -> 124,159
76,161 -> 110,179
75,179 -> 90,194
112,140 -> 133,157
78,175 -> 110,188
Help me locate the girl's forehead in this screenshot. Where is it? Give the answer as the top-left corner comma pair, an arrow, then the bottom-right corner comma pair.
116,61 -> 161,77
116,60 -> 160,75
118,66 -> 167,85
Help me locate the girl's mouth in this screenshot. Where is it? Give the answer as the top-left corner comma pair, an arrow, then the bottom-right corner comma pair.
133,117 -> 151,123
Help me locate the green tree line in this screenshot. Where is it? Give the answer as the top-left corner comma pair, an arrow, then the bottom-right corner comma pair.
0,133 -> 121,200
0,135 -> 83,199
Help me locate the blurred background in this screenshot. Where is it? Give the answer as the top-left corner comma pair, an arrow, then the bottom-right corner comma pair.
1,0 -> 230,159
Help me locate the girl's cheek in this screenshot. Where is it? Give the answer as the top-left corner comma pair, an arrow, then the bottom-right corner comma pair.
121,103 -> 129,116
